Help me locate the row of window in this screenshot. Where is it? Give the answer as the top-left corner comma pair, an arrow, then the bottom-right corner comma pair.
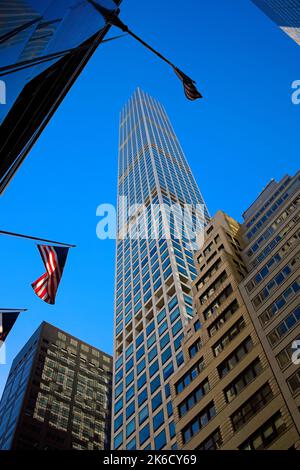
247,195 -> 300,258
252,253 -> 300,309
246,191 -> 290,240
268,306 -> 300,347
208,300 -> 239,338
287,368 -> 300,395
175,357 -> 205,394
199,271 -> 228,306
259,278 -> 300,327
195,258 -> 221,290
231,383 -> 273,432
218,336 -> 254,379
239,411 -> 286,450
213,317 -> 246,357
245,177 -> 292,229
182,401 -> 216,444
276,335 -> 300,369
224,359 -> 262,403
248,216 -> 300,272
178,378 -> 210,418
203,284 -> 233,321
246,229 -> 300,293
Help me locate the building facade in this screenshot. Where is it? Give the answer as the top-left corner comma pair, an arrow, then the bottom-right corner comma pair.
171,171 -> 300,450
112,88 -> 209,450
251,0 -> 300,45
240,171 -> 300,438
0,322 -> 112,450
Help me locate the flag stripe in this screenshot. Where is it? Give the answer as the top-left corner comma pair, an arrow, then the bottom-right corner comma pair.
32,245 -> 69,305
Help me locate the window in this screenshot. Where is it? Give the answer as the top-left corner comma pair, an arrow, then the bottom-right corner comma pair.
114,413 -> 123,432
152,392 -> 162,411
114,397 -> 123,414
154,429 -> 166,450
276,337 -> 300,369
126,418 -> 135,438
153,410 -> 164,431
239,412 -> 286,450
127,438 -> 136,450
194,320 -> 201,332
162,346 -> 172,364
224,359 -> 263,403
218,336 -> 253,378
139,405 -> 149,425
182,402 -> 216,444
287,369 -> 300,394
163,362 -> 174,380
139,424 -> 150,446
231,383 -> 273,431
175,357 -> 205,394
203,284 -> 233,321
197,428 -> 223,450
208,300 -> 239,337
213,317 -> 246,357
138,388 -> 147,407
150,375 -> 161,394
189,339 -> 202,358
114,431 -> 123,449
172,320 -> 182,337
126,401 -> 135,419
126,385 -> 134,401
150,360 -> 159,377
178,378 -> 210,417
199,271 -> 228,305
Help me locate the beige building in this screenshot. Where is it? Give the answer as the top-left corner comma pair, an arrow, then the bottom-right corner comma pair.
170,172 -> 300,450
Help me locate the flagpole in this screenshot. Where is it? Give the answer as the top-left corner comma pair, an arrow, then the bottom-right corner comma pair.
0,309 -> 27,312
86,1 -> 202,99
0,230 -> 76,248
87,1 -> 177,68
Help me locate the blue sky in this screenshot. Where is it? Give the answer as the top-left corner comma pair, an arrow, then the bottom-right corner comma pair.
0,0 -> 299,395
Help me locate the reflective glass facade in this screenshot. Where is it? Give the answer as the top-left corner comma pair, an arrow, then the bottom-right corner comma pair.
0,322 -> 112,450
251,0 -> 300,45
112,88 -> 209,450
0,0 -> 121,193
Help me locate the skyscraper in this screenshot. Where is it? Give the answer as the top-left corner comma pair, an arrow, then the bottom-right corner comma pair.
112,88 -> 209,450
251,0 -> 300,45
0,322 -> 112,450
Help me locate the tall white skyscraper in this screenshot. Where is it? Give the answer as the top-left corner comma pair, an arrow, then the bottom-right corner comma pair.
112,88 -> 209,450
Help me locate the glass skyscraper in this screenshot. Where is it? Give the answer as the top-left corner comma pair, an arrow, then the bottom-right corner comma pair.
251,0 -> 300,45
112,88 -> 209,450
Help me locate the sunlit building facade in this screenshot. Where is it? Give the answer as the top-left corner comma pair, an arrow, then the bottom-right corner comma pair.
112,88 -> 209,450
171,172 -> 300,450
0,322 -> 112,450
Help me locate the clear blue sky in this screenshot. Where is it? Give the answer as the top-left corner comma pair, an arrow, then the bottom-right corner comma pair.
0,0 -> 299,395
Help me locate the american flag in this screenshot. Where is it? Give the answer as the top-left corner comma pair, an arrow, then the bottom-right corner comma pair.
32,245 -> 69,305
174,67 -> 203,101
0,311 -> 20,343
